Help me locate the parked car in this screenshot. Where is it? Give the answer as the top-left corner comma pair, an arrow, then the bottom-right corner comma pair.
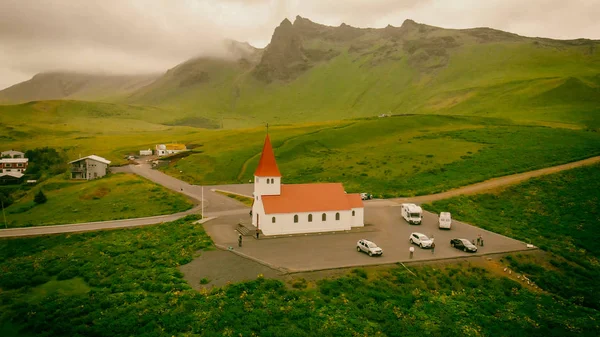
439,212 -> 452,229
357,239 -> 383,256
360,193 -> 372,200
450,238 -> 478,252
409,232 -> 433,248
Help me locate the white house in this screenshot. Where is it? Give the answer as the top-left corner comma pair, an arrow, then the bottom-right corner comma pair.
140,149 -> 153,156
251,135 -> 364,236
155,144 -> 187,157
1,150 -> 25,158
69,155 -> 111,180
0,157 -> 29,182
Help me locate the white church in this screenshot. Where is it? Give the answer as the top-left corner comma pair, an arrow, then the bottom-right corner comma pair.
251,135 -> 364,236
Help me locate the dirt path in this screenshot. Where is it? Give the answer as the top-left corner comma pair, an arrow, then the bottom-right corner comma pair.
390,155 -> 600,204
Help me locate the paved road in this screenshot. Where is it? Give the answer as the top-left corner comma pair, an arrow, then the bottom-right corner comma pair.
2,155 -> 598,238
0,164 -> 249,238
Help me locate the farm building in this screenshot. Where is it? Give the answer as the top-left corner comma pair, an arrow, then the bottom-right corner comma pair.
251,135 -> 364,236
155,144 -> 187,157
69,155 -> 111,180
140,149 -> 153,156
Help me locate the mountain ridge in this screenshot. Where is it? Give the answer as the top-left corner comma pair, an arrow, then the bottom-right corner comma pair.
1,17 -> 598,130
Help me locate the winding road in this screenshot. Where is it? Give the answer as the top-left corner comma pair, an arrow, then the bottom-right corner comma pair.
1,156 -> 598,238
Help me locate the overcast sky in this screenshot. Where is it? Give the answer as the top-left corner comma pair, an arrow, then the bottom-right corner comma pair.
1,0 -> 599,90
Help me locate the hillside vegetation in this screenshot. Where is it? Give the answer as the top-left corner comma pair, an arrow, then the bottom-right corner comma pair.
1,213 -> 599,336
2,173 -> 193,227
160,115 -> 600,196
2,106 -> 599,196
425,163 -> 600,310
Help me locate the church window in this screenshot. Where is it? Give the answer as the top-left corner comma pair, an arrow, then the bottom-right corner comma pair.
352,210 -> 355,216
322,213 -> 326,221
336,213 -> 340,220
272,217 -> 276,223
267,179 -> 270,184
294,215 -> 298,223
271,178 -> 274,183
308,214 -> 313,222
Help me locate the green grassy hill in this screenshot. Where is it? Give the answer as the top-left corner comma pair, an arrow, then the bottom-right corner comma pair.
124,17 -> 600,129
1,17 -> 598,130
0,72 -> 159,104
3,173 -> 193,227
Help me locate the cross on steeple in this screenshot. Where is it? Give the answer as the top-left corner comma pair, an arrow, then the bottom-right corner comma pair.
266,122 -> 269,135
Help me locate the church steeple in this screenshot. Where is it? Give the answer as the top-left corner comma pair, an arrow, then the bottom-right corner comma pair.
253,134 -> 281,199
254,134 -> 281,177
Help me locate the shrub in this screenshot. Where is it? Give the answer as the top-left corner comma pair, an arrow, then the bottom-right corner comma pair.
34,190 -> 47,204
199,278 -> 210,285
291,278 -> 307,289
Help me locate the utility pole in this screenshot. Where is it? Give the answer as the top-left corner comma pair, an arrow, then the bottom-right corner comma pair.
1,199 -> 7,229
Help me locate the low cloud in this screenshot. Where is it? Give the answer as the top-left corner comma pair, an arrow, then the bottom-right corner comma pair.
1,0 -> 598,89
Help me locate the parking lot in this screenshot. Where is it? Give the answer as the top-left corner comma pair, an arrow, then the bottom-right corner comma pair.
202,199 -> 533,273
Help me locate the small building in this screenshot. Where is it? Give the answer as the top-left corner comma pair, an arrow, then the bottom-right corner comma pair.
155,144 -> 187,157
69,155 -> 111,180
140,149 -> 153,156
251,135 -> 364,236
0,158 -> 29,175
1,150 -> 25,158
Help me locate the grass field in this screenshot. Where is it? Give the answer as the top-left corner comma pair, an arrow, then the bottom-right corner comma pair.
2,104 -> 599,198
2,173 -> 193,227
424,163 -> 600,310
1,215 -> 598,336
163,115 -> 600,196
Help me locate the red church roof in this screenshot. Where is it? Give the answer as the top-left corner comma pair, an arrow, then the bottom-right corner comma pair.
254,135 -> 282,177
262,183 -> 364,214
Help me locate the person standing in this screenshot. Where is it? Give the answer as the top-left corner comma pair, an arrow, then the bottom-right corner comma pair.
238,234 -> 243,247
256,230 -> 259,240
431,240 -> 436,254
409,246 -> 415,259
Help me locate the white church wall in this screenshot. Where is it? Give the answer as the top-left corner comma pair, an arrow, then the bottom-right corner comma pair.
251,195 -> 264,227
260,210 -> 357,236
350,208 -> 365,227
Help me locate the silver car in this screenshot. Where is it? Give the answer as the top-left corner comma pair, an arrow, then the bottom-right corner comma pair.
409,232 -> 433,248
357,239 -> 383,256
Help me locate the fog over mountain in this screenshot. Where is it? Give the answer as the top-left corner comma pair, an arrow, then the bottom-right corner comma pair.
1,0 -> 599,89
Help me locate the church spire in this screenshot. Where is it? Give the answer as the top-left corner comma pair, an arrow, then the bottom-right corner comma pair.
254,134 -> 281,177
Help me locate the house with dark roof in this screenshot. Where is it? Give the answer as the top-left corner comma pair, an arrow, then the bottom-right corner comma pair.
251,135 -> 364,236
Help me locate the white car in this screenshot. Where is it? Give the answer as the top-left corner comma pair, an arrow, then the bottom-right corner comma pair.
409,232 -> 433,248
357,239 -> 383,256
439,212 -> 452,229
360,193 -> 372,200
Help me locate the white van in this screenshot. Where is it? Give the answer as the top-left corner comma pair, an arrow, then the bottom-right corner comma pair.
439,212 -> 452,229
401,203 -> 422,225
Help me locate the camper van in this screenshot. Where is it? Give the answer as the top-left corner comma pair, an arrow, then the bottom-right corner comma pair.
401,203 -> 423,225
439,212 -> 452,229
